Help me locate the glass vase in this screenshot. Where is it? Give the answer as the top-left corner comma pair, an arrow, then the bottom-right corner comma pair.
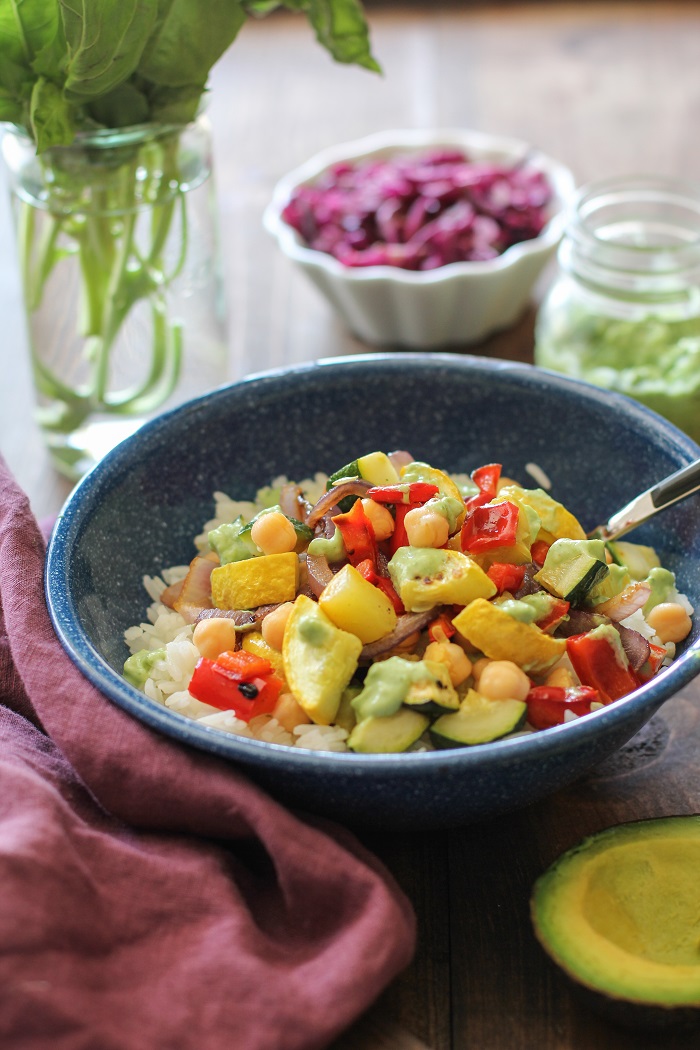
1,114 -> 227,479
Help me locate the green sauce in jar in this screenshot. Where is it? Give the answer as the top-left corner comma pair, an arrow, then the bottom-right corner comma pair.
535,177 -> 700,443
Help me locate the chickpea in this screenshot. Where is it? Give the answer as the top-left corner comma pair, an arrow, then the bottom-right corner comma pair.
470,656 -> 492,685
424,640 -> 472,687
250,511 -> 297,555
192,616 -> 239,660
646,602 -> 693,645
272,692 -> 311,732
404,507 -> 449,548
261,601 -> 294,651
361,498 -> 395,542
544,665 -> 576,690
478,660 -> 531,702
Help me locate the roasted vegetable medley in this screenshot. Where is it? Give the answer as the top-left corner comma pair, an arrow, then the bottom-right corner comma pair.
123,451 -> 694,753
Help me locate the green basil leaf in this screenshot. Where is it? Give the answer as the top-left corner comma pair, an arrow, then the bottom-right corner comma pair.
138,0 -> 247,88
0,0 -> 60,67
244,0 -> 380,71
60,0 -> 158,100
87,81 -> 150,128
0,0 -> 61,100
0,55 -> 31,98
30,74 -> 74,150
145,82 -> 207,125
0,87 -> 26,124
306,0 -> 380,71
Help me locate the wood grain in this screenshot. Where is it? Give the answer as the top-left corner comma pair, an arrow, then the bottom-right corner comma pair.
1,5 -> 700,1047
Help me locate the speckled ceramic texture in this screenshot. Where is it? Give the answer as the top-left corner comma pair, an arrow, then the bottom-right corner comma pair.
46,354 -> 700,829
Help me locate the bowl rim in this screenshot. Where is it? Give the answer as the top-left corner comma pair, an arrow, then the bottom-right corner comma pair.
45,353 -> 700,774
262,127 -> 577,284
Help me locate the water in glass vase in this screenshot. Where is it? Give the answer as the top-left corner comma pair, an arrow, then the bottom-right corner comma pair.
2,114 -> 227,479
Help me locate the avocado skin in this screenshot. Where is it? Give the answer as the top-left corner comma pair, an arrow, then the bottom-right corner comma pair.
531,816 -> 700,1031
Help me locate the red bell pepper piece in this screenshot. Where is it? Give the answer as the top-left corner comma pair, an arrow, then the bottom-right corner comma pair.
638,642 -> 668,682
530,539 -> 551,567
188,656 -> 282,720
215,649 -> 272,680
332,498 -> 378,568
536,598 -> 570,634
486,562 -> 527,594
367,482 -> 439,505
389,502 -> 411,555
428,612 -> 456,642
526,685 -> 600,730
466,463 -> 501,512
461,500 -> 519,554
356,558 -> 405,615
566,631 -> 641,704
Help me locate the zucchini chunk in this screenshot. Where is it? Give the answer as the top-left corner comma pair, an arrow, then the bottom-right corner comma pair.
534,538 -> 609,605
429,689 -> 527,748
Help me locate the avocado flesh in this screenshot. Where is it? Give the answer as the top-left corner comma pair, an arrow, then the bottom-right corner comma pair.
531,817 -> 700,1010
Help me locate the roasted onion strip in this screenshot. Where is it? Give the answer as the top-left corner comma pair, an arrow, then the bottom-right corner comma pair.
305,479 -> 371,528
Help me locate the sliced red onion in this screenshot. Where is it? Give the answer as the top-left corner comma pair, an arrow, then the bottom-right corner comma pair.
279,481 -> 311,523
195,605 -> 279,627
305,553 -> 334,597
614,624 -> 651,672
173,555 -> 216,623
555,608 -> 609,638
388,450 -> 414,472
316,513 -> 337,540
595,581 -> 652,622
306,479 -> 371,528
359,610 -> 436,663
160,578 -> 185,609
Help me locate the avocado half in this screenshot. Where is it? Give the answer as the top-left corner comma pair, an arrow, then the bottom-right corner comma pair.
531,816 -> 700,1029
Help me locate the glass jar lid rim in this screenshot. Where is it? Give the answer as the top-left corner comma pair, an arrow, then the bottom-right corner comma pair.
568,174 -> 700,254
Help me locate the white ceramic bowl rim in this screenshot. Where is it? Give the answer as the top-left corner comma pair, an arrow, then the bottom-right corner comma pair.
263,128 -> 577,283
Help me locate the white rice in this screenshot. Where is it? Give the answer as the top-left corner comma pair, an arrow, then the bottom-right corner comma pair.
525,462 -> 552,490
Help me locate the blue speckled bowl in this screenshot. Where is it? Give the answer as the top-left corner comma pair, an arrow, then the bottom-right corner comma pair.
46,354 -> 700,828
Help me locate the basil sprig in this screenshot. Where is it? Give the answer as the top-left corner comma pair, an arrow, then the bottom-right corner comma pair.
0,0 -> 379,152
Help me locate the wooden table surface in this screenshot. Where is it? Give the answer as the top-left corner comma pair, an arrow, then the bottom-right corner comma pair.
2,4 -> 700,1048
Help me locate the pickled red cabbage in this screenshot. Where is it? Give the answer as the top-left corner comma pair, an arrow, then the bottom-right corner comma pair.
281,148 -> 554,270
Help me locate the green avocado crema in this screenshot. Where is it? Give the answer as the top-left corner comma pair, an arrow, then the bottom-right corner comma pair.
124,647 -> 166,687
389,545 -> 449,581
497,592 -> 555,624
352,656 -> 445,721
297,613 -> 334,647
424,495 -> 465,533
535,306 -> 700,442
307,525 -> 347,563
643,566 -> 677,615
586,563 -> 631,607
587,622 -> 630,669
208,516 -> 258,564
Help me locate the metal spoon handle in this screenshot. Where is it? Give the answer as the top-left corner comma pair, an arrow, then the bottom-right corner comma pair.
650,458 -> 700,510
595,458 -> 700,542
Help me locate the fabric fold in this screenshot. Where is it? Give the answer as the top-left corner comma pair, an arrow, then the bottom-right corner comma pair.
0,456 -> 415,1050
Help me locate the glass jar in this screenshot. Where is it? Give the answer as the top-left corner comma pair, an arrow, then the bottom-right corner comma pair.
1,114 -> 227,479
534,176 -> 700,444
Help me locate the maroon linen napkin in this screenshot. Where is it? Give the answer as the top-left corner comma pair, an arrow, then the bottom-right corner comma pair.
0,456 -> 415,1050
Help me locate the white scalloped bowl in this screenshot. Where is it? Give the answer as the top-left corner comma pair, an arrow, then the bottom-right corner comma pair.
263,128 -> 576,348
